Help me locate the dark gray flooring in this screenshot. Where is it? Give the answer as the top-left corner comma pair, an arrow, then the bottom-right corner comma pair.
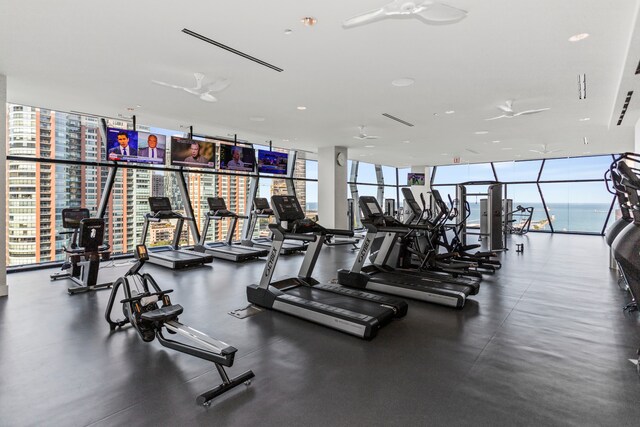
1,233 -> 640,426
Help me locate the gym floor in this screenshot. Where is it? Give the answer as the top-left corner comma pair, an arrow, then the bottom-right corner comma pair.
1,233 -> 639,426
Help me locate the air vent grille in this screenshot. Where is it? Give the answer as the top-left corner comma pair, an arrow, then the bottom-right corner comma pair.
617,91 -> 633,126
182,28 -> 283,72
381,113 -> 414,127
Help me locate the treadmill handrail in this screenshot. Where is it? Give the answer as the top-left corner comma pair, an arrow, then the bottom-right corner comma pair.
325,228 -> 354,237
268,223 -> 317,242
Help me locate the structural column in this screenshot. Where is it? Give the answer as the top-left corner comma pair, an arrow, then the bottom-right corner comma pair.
406,165 -> 431,205
635,118 -> 640,153
0,74 -> 7,297
318,146 -> 348,229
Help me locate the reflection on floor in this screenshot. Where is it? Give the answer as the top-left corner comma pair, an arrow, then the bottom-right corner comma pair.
1,233 -> 639,426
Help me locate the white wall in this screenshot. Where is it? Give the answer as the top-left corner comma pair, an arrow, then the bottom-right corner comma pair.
318,146 -> 348,229
1,74 -> 7,297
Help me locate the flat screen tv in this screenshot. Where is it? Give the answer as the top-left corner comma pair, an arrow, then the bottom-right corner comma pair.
407,173 -> 426,186
257,150 -> 288,175
136,132 -> 167,164
170,136 -> 216,168
219,144 -> 256,172
106,127 -> 140,162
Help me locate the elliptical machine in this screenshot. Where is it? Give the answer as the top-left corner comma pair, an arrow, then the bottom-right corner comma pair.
105,244 -> 255,405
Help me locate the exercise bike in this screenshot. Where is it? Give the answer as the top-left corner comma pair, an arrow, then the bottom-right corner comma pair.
50,209 -> 112,295
105,244 -> 255,406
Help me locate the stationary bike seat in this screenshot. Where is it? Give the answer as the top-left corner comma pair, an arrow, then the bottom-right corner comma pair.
141,304 -> 184,323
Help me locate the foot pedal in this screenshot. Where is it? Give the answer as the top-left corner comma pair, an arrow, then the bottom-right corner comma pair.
229,304 -> 263,319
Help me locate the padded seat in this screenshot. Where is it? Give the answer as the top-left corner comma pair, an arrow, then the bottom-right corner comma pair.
141,304 -> 184,322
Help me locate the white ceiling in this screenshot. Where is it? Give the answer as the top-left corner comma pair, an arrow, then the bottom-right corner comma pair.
1,0 -> 639,167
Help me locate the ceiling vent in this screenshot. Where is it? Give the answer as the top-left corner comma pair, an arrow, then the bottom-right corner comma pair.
381,113 -> 414,127
578,74 -> 587,100
182,28 -> 284,72
616,91 -> 633,125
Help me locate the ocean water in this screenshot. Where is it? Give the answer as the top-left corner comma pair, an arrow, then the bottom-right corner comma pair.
466,202 -> 614,233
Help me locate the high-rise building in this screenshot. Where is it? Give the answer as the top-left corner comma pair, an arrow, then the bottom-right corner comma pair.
151,173 -> 164,197
5,106 -> 140,265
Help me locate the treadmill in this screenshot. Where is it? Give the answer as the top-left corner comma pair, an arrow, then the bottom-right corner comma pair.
247,195 -> 408,340
337,196 -> 479,308
245,197 -> 307,254
196,197 -> 268,262
141,197 -> 214,269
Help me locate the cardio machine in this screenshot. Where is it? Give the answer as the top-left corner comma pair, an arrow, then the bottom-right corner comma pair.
247,195 -> 408,340
196,197 -> 268,262
141,197 -> 214,269
338,196 -> 478,308
50,208 -> 112,295
105,244 -> 255,406
244,197 -> 308,254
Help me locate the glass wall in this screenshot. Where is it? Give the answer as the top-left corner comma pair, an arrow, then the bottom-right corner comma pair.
432,156 -> 617,234
5,103 -> 619,268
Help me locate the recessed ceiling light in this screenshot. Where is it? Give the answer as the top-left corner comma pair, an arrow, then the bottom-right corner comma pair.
136,105 -> 142,108
283,139 -> 289,142
445,110 -> 455,114
583,151 -> 591,154
284,29 -> 293,35
579,117 -> 590,121
364,145 -> 375,148
501,147 -> 513,150
249,116 -> 265,122
569,33 -> 589,42
297,106 -> 307,110
301,17 -> 317,26
475,131 -> 488,135
433,113 -> 439,116
441,153 -> 448,156
492,140 -> 501,143
391,78 -> 415,87
402,140 -> 411,144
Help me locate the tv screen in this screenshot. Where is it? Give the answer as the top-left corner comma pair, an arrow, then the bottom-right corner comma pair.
106,127 -> 139,162
170,137 -> 216,168
257,150 -> 288,175
407,173 -> 426,186
137,132 -> 167,164
219,144 -> 255,172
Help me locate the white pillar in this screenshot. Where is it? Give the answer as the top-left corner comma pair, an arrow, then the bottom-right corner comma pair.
0,74 -> 7,297
635,118 -> 640,153
318,146 -> 348,229
409,165 -> 431,201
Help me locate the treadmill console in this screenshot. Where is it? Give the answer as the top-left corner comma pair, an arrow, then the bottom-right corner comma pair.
62,208 -> 91,229
208,197 -> 228,211
401,188 -> 423,217
77,218 -> 105,252
271,195 -> 305,222
254,197 -> 270,210
358,196 -> 384,219
149,197 -> 173,213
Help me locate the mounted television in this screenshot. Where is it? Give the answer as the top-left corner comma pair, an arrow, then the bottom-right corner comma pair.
136,132 -> 166,164
106,127 -> 140,163
170,136 -> 216,168
257,150 -> 288,175
407,173 -> 426,186
219,144 -> 255,172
